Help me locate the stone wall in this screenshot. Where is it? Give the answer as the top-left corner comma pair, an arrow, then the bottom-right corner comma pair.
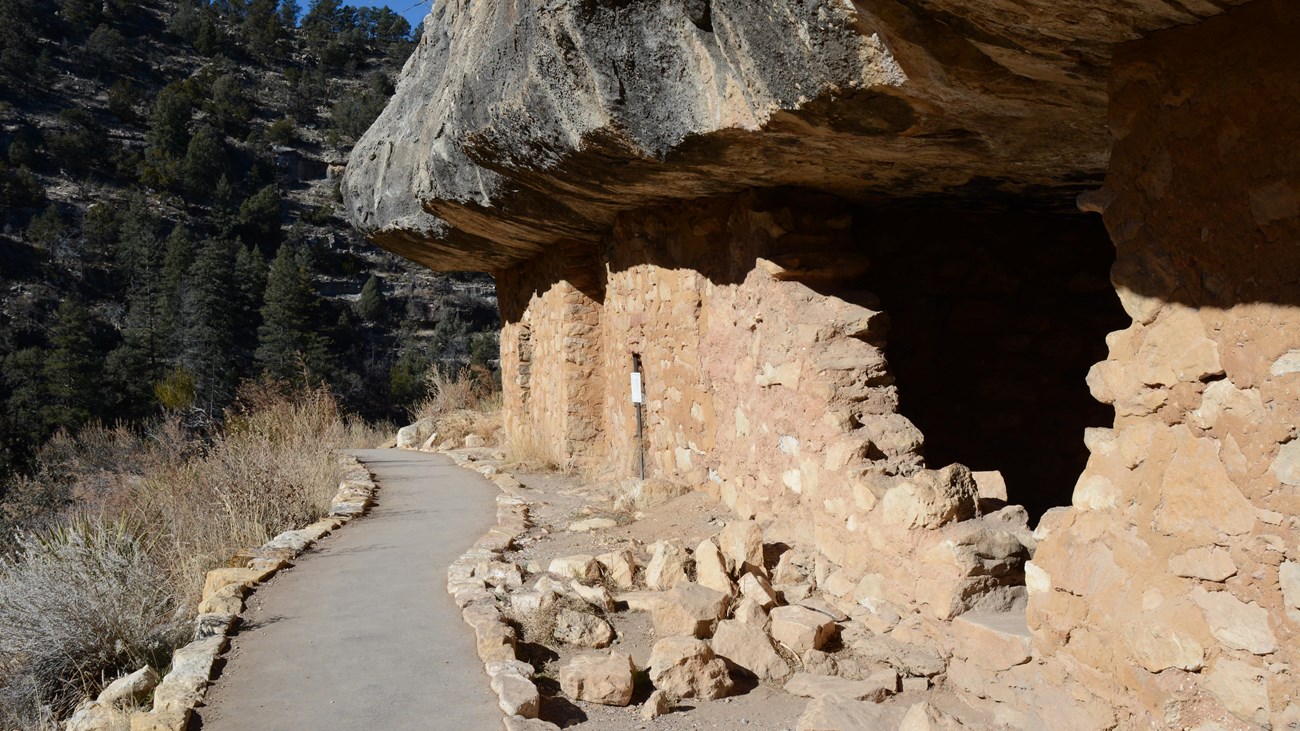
1027,3 -> 1300,728
497,193 -> 1133,626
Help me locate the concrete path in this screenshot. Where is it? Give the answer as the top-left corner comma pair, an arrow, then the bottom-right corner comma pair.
198,449 -> 501,731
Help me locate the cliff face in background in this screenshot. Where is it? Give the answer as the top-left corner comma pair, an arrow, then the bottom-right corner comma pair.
341,0 -> 1243,270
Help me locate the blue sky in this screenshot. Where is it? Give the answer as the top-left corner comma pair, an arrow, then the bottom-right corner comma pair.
346,0 -> 429,30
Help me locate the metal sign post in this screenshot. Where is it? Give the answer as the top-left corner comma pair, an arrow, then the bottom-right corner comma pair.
631,354 -> 644,481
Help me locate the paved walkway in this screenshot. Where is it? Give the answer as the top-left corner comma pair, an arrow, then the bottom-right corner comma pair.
199,449 -> 501,731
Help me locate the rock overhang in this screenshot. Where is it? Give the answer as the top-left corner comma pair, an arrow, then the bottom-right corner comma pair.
342,0 -> 1247,272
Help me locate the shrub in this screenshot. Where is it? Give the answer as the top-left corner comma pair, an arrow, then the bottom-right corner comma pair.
0,516 -> 187,725
408,366 -> 501,449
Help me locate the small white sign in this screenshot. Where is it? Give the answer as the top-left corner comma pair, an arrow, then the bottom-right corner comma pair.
630,372 -> 643,404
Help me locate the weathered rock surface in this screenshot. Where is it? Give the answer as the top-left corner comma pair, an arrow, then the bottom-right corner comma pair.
784,671 -> 897,702
344,0 -> 1241,270
554,608 -> 615,648
648,637 -> 732,700
652,582 -> 731,638
770,605 -> 837,653
560,652 -> 636,706
712,619 -> 791,680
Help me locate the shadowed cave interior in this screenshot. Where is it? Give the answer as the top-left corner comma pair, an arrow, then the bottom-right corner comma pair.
854,209 -> 1129,524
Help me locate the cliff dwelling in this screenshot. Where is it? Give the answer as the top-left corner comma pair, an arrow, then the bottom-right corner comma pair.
343,0 -> 1300,728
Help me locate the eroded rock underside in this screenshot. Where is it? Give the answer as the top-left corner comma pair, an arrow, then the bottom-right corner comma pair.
345,1 -> 1300,728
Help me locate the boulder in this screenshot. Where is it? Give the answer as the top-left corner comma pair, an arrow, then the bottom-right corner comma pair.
718,520 -> 765,575
66,702 -> 128,731
733,596 -> 770,625
695,538 -> 735,596
98,665 -> 160,707
770,605 -> 837,653
645,540 -> 691,590
559,652 -> 636,706
950,612 -> 1032,672
739,572 -> 779,610
648,637 -> 733,700
712,619 -> 791,680
464,433 -> 486,448
641,689 -> 671,720
570,581 -> 617,613
596,549 -> 638,589
491,670 -> 540,718
547,555 -> 602,582
554,608 -> 615,648
880,465 -> 978,530
652,582 -> 730,638
396,419 -> 433,449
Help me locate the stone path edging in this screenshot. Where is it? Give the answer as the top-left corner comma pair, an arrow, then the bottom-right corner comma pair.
442,451 -> 560,731
91,454 -> 381,731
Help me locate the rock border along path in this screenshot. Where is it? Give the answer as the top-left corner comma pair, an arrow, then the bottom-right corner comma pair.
195,449 -> 502,731
441,450 -> 561,731
65,454 -> 380,731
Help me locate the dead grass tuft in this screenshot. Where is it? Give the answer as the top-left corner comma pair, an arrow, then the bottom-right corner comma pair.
409,366 -> 502,448
0,383 -> 373,727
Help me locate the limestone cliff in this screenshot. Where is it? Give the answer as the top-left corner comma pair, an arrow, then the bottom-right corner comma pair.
342,0 -> 1241,270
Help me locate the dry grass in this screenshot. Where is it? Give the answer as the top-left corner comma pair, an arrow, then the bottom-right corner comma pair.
0,384 -> 372,727
409,366 -> 502,448
501,423 -> 566,473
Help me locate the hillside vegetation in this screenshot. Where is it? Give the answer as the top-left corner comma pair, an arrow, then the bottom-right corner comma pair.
0,1 -> 502,725
0,0 -> 499,514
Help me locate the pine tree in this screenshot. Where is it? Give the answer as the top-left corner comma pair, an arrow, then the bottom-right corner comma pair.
181,125 -> 229,196
233,243 -> 267,369
354,273 -> 385,323
256,243 -> 329,384
108,225 -> 170,414
42,300 -> 104,430
141,84 -> 193,188
180,237 -> 239,415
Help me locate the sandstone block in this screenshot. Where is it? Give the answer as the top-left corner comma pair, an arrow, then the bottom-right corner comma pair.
1168,546 -> 1237,582
464,433 -> 485,448
97,665 -> 160,707
718,520 -> 765,575
201,566 -> 275,603
899,701 -> 965,730
560,652 -> 636,706
801,649 -> 838,677
491,671 -> 540,718
1281,561 -> 1300,622
631,478 -> 690,508
733,596 -> 770,625
695,538 -> 735,596
784,671 -> 897,702
971,471 -> 1007,502
881,465 -> 977,530
851,635 -> 945,678
66,702 -> 128,731
652,582 -> 730,638
771,605 -> 837,653
641,689 -> 670,720
129,709 -> 189,731
504,716 -> 561,731
596,550 -> 637,589
645,540 -> 690,590
1204,657 -> 1270,726
554,608 -> 615,648
395,419 -> 432,449
570,581 -> 616,613
547,555 -> 601,582
1190,586 -> 1276,655
648,637 -> 732,700
795,697 -> 889,731
712,619 -> 790,680
150,635 -> 225,713
950,612 -> 1031,672
739,572 -> 779,610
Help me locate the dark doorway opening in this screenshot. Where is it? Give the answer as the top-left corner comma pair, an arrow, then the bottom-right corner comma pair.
855,209 -> 1128,524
